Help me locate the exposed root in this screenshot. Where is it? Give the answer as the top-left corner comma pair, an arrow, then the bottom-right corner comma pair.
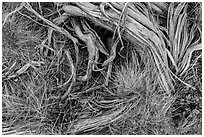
102,2 -> 129,67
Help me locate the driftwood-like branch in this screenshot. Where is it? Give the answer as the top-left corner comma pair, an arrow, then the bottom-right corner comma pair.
62,2 -> 173,92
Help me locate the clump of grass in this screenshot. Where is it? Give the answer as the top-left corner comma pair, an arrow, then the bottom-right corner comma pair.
2,3 -> 53,134
2,72 -> 48,134
108,46 -> 176,135
114,49 -> 146,98
2,2 -> 93,135
109,41 -> 202,135
2,2 -> 202,135
169,50 -> 202,135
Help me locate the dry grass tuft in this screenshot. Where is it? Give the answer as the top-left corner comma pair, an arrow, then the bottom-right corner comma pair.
2,2 -> 202,135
